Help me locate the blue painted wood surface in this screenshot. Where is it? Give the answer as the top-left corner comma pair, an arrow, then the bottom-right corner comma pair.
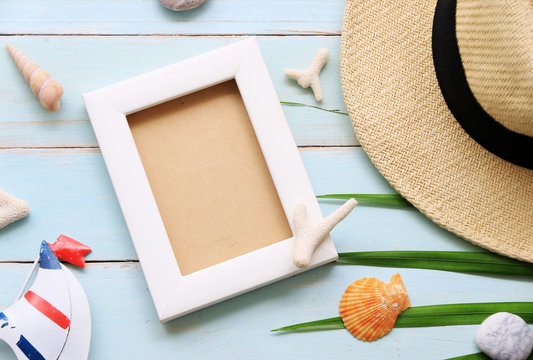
0,1 -> 344,35
0,1 -> 531,359
0,36 -> 355,147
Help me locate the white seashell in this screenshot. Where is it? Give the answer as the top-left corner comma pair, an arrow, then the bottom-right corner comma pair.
476,312 -> 533,360
159,0 -> 208,11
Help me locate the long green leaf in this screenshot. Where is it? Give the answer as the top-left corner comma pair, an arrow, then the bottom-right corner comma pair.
271,317 -> 344,332
396,302 -> 533,327
271,302 -> 533,332
336,251 -> 533,276
280,101 -> 349,116
317,194 -> 411,207
446,353 -> 491,360
447,353 -> 533,360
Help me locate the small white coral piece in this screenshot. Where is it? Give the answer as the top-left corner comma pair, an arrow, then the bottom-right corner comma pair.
285,48 -> 329,101
293,198 -> 357,268
476,312 -> 533,360
0,189 -> 30,229
159,0 -> 207,11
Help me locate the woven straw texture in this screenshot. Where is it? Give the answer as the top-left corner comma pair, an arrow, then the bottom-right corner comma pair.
340,0 -> 533,262
457,0 -> 533,137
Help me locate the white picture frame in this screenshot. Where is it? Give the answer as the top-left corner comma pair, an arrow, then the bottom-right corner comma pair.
83,38 -> 338,322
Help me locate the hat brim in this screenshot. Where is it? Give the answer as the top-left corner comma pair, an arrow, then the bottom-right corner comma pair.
340,0 -> 533,261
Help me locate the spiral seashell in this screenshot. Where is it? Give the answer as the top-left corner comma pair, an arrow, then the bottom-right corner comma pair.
6,42 -> 64,112
339,273 -> 410,341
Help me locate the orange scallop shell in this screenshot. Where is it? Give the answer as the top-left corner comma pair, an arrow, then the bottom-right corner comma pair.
339,273 -> 411,341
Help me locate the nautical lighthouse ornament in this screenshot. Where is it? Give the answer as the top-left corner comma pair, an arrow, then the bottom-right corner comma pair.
0,242 -> 91,359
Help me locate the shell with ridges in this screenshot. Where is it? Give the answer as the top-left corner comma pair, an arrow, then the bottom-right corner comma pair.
339,273 -> 410,341
5,42 -> 63,112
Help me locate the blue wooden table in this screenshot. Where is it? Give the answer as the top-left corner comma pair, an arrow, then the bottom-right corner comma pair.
0,1 -> 531,359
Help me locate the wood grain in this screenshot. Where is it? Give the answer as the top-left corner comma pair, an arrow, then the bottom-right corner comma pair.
0,147 -> 480,262
0,263 -> 530,359
1,1 -> 531,358
0,36 -> 355,148
0,0 -> 344,35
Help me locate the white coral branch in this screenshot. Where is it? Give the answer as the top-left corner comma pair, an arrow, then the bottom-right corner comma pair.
0,189 -> 29,229
293,198 -> 357,268
285,48 -> 329,101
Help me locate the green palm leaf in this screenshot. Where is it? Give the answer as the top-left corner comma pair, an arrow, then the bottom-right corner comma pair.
271,302 -> 533,332
280,101 -> 348,116
317,194 -> 411,207
336,251 -> 533,276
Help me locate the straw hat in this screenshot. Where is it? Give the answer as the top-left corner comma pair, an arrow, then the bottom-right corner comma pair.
340,0 -> 533,262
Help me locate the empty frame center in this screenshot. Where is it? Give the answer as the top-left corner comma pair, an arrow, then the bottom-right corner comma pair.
127,80 -> 293,276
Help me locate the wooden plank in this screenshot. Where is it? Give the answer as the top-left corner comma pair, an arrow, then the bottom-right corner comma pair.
0,36 -> 356,148
0,262 -> 531,359
0,0 -> 344,35
0,147 -> 479,262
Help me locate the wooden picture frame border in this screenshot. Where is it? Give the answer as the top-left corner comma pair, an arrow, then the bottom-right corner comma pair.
83,38 -> 337,322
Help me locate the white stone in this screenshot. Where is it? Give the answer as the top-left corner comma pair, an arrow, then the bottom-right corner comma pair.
159,0 -> 207,11
285,48 -> 329,101
476,312 -> 533,360
0,189 -> 29,229
292,198 -> 356,267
